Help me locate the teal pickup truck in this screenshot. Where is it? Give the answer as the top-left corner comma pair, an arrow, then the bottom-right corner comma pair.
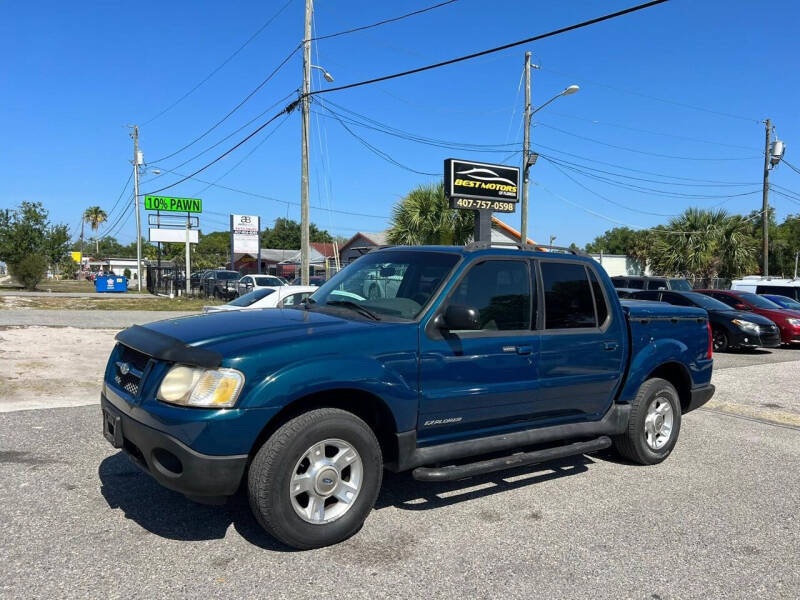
101,244 -> 714,549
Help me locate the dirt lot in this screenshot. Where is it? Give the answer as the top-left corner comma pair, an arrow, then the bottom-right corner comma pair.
0,327 -> 117,412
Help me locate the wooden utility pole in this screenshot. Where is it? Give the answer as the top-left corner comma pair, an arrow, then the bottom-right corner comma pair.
762,119 -> 771,277
520,52 -> 532,243
300,0 -> 312,285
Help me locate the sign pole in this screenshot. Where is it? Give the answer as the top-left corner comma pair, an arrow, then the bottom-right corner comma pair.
473,211 -> 492,244
185,213 -> 191,296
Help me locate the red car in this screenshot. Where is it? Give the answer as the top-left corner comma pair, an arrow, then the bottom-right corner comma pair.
696,289 -> 800,345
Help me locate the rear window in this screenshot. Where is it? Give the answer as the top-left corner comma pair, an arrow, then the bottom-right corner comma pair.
611,278 -> 627,289
627,278 -> 645,289
228,288 -> 275,306
669,279 -> 692,291
541,262 -> 597,329
254,276 -> 283,286
217,272 -> 240,280
647,279 -> 667,290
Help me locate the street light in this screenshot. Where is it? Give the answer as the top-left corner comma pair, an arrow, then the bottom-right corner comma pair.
520,51 -> 579,244
311,65 -> 334,82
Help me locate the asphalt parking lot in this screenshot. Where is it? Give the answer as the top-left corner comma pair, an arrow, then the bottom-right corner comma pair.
1,324 -> 799,599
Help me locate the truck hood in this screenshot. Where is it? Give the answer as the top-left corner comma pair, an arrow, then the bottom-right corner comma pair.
142,307 -> 372,348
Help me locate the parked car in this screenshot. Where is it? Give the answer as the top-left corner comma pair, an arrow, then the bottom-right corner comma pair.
102,245 -> 714,549
235,274 -> 287,297
761,294 -> 800,311
630,290 -> 780,352
203,286 -> 317,313
611,276 -> 692,291
200,269 -> 240,298
696,289 -> 800,346
730,276 -> 800,301
291,276 -> 325,287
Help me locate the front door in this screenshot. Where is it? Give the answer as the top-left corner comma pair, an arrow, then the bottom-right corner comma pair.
418,258 -> 538,443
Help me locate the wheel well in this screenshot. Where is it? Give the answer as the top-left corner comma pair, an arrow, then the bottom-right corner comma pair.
249,389 -> 399,464
647,362 -> 692,413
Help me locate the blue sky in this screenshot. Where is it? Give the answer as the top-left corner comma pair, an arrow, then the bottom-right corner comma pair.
2,0 -> 800,247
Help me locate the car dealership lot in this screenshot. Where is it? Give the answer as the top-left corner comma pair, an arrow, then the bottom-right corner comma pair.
1,323 -> 799,598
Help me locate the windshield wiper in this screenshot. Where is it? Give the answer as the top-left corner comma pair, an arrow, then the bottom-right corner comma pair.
324,300 -> 381,321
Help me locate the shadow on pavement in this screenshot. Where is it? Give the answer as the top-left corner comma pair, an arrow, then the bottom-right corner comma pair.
100,450 -> 599,546
98,452 -> 294,552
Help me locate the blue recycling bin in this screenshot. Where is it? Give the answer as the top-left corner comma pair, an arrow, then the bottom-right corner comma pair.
95,275 -> 128,293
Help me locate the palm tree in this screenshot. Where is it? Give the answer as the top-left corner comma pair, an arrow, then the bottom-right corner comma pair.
83,206 -> 107,256
387,182 -> 474,246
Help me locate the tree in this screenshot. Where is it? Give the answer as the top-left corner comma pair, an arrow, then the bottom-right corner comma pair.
260,218 -> 333,249
585,227 -> 639,255
387,182 -> 474,246
83,206 -> 108,255
0,202 -> 71,287
11,254 -> 48,290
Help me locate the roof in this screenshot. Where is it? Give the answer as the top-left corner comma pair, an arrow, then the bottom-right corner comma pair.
491,217 -> 537,245
339,231 -> 389,253
310,242 -> 336,257
259,248 -> 298,263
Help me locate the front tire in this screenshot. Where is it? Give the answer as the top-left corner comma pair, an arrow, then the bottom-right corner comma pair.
248,408 -> 383,549
613,377 -> 681,465
712,327 -> 729,352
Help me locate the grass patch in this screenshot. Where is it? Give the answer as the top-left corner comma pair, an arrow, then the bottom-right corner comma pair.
0,295 -> 221,311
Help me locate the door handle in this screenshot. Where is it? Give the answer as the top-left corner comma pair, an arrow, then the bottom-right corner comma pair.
603,341 -> 619,351
516,345 -> 532,355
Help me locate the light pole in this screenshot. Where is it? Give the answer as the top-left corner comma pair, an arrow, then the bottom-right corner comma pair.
520,51 -> 579,244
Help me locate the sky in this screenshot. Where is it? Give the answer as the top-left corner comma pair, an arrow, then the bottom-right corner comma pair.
2,0 -> 800,248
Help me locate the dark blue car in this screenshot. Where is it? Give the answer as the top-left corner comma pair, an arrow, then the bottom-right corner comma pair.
101,245 -> 714,549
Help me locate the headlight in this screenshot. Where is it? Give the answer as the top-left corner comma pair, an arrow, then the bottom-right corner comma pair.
732,319 -> 760,333
788,318 -> 800,327
157,365 -> 244,408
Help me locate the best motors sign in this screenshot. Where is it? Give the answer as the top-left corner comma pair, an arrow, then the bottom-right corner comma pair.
444,158 -> 520,213
231,214 -> 260,255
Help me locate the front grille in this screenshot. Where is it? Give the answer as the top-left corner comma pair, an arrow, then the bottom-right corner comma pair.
111,344 -> 151,398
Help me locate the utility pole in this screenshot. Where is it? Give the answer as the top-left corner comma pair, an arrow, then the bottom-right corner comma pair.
131,125 -> 143,291
300,0 -> 313,285
761,119 -> 771,277
520,52 -> 533,244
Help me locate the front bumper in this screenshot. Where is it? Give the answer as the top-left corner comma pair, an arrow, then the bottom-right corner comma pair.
685,384 -> 715,413
101,395 -> 248,498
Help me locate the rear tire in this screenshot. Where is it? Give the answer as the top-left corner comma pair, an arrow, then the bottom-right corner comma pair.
248,408 -> 383,549
613,377 -> 681,465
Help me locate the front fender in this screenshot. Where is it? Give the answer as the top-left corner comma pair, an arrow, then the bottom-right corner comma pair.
240,356 -> 418,431
618,338 -> 693,404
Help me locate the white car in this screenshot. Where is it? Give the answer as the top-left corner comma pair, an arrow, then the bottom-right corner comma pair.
236,274 -> 288,297
203,286 -> 317,313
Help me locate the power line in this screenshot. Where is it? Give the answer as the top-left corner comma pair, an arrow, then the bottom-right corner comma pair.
536,123 -> 762,161
308,1 -> 669,97
311,0 -> 460,41
145,100 -> 299,195
149,46 -> 301,164
781,159 -> 800,177
103,171 -> 134,222
141,0 -> 297,126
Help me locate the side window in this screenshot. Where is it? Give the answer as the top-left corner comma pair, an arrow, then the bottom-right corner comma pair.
449,260 -> 531,331
663,293 -> 692,307
627,278 -> 645,289
588,269 -> 609,325
712,293 -> 738,308
611,277 -> 627,289
647,279 -> 667,290
541,262 -> 597,329
281,292 -> 310,307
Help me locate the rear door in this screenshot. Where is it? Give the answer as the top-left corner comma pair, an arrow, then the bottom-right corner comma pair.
536,260 -> 625,421
418,258 -> 538,440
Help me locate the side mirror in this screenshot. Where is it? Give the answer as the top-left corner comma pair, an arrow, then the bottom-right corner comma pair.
439,304 -> 481,330
734,303 -> 750,311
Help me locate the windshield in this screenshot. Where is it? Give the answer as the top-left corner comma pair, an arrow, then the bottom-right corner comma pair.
682,292 -> 731,311
217,271 -> 240,280
766,295 -> 800,310
254,276 -> 284,286
669,279 -> 692,291
310,250 -> 460,320
228,288 -> 274,307
738,292 -> 782,309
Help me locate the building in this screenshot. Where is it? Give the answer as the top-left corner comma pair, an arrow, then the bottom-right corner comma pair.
588,253 -> 649,278
85,257 -> 145,280
338,232 -> 389,265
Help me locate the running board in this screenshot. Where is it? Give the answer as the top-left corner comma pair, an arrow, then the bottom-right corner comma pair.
411,436 -> 612,482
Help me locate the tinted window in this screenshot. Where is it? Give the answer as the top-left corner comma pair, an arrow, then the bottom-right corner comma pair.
682,292 -> 730,311
661,292 -> 692,307
217,271 -> 240,280
736,292 -> 781,309
541,262 -> 597,329
708,293 -> 739,308
647,279 -> 668,290
756,286 -> 800,301
627,278 -> 645,289
611,278 -> 627,289
450,260 -> 531,331
589,270 -> 609,325
254,276 -> 283,286
669,279 -> 692,291
228,288 -> 275,307
630,291 -> 661,301
764,295 -> 800,310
